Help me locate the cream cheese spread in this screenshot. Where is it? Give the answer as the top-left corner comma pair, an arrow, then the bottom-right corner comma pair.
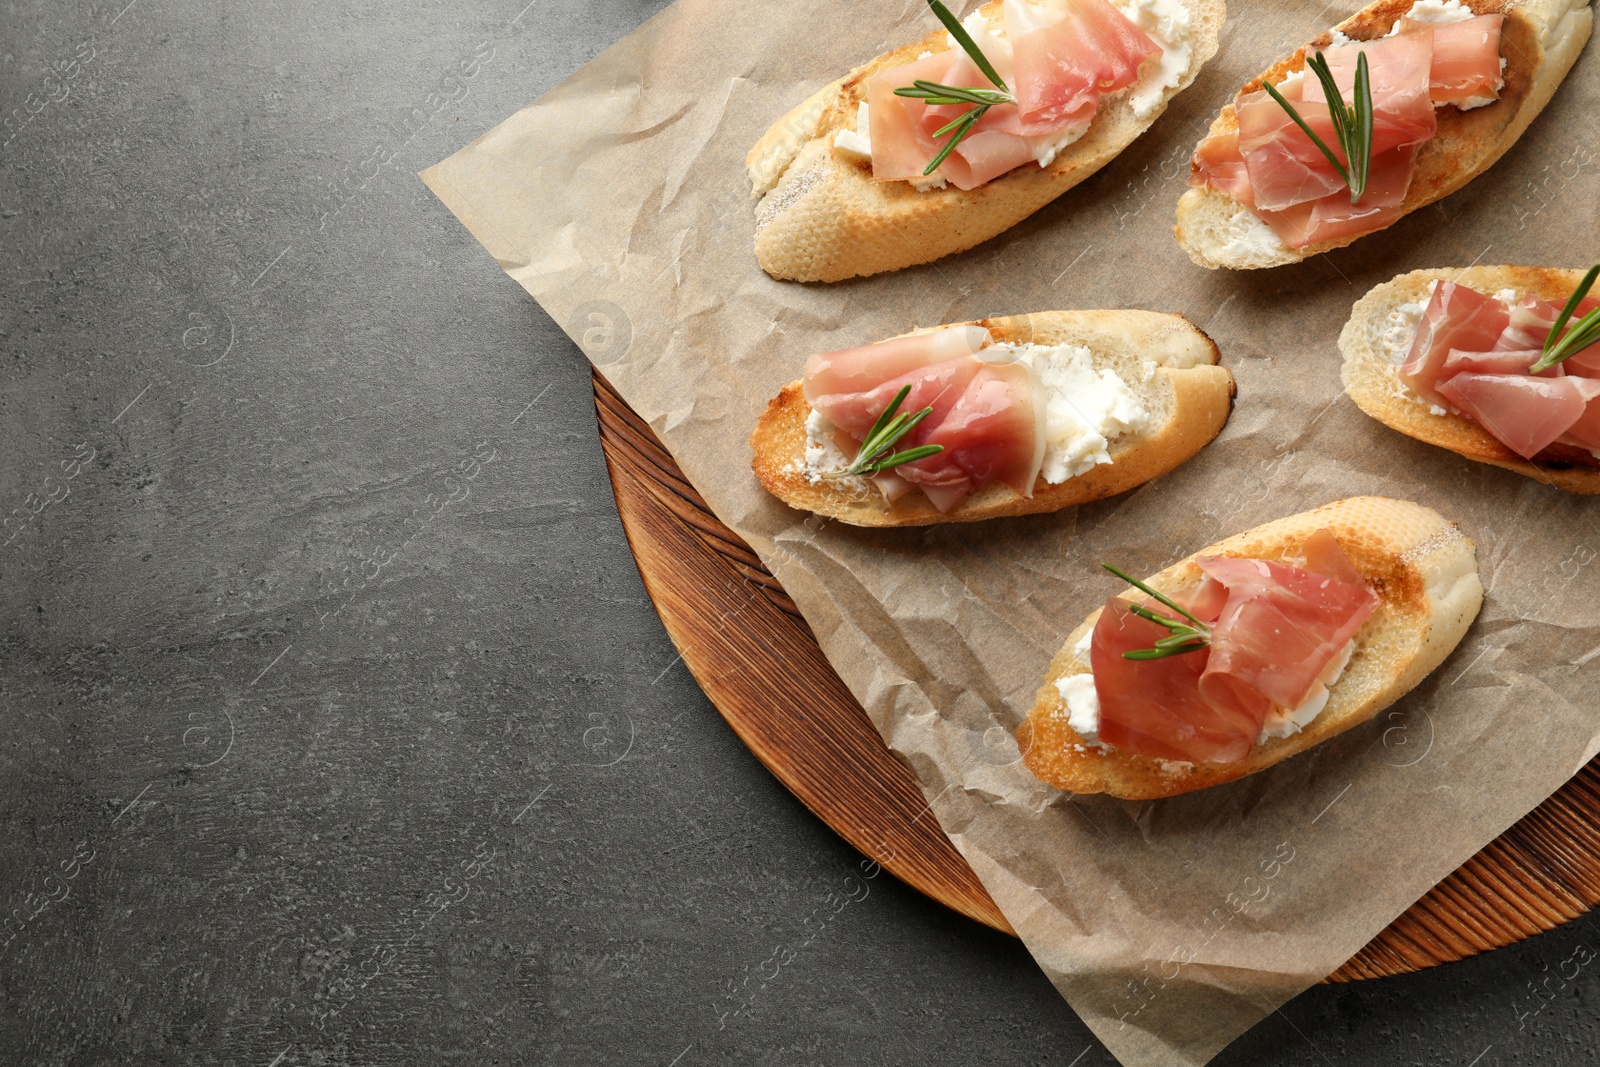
987,342 -> 1151,482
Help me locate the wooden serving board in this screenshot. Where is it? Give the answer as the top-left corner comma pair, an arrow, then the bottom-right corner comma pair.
594,370 -> 1600,981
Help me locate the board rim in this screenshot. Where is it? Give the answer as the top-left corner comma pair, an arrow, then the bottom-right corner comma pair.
593,369 -> 1600,982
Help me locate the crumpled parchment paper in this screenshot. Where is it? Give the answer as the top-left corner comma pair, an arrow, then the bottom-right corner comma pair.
420,0 -> 1600,1060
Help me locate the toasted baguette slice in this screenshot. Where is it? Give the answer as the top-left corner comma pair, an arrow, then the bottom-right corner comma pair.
1017,497 -> 1483,799
1175,0 -> 1593,270
751,310 -> 1234,526
1341,266 -> 1600,492
749,0 -> 1224,283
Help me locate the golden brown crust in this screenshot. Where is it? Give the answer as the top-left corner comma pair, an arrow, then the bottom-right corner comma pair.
1176,0 -> 1594,268
1018,497 -> 1484,799
750,0 -> 1226,282
749,310 -> 1236,527
1340,265 -> 1600,493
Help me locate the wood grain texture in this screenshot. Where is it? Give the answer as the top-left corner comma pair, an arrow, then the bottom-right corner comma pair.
594,370 -> 1600,981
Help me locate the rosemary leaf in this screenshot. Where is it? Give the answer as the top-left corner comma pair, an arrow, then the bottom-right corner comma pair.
824,385 -> 944,479
1351,52 -> 1373,202
1102,563 -> 1213,661
1263,48 -> 1374,205
1260,78 -> 1348,186
1531,264 -> 1600,372
886,0 -> 1018,179
928,0 -> 1008,91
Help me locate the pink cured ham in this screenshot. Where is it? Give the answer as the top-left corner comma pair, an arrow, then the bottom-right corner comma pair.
1236,33 -> 1434,215
893,359 -> 1047,510
1008,0 -> 1159,129
1493,295 -> 1600,356
1566,347 -> 1600,379
1190,128 -> 1255,205
802,329 -> 1046,511
1493,296 -> 1562,352
1303,33 -> 1438,154
1196,553 -> 1378,720
810,355 -> 981,448
1300,527 -> 1365,587
803,326 -> 991,401
867,0 -> 1158,190
1234,82 -> 1349,211
1435,373 -> 1600,458
1402,14 -> 1504,105
1398,281 -> 1511,405
867,52 -> 1051,190
868,52 -> 981,185
1091,591 -> 1258,764
1563,398 -> 1600,450
1442,348 -> 1560,378
1253,144 -> 1416,248
1090,531 -> 1376,765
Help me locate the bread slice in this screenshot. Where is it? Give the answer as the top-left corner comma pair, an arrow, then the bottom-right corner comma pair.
750,310 -> 1234,526
1017,496 -> 1483,799
1340,265 -> 1600,492
1175,0 -> 1593,270
749,0 -> 1224,283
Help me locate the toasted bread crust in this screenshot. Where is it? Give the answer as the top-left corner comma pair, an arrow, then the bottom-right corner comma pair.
749,0 -> 1225,283
1175,0 -> 1594,269
1017,497 -> 1483,799
1340,265 -> 1600,492
749,310 -> 1235,527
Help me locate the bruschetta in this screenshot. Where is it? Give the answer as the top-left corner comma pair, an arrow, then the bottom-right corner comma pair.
1018,497 -> 1483,799
750,310 -> 1234,526
750,0 -> 1224,282
1341,265 -> 1600,492
1177,0 -> 1592,270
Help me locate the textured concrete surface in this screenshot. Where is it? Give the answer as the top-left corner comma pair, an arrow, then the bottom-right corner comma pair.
3,1 -> 1600,1064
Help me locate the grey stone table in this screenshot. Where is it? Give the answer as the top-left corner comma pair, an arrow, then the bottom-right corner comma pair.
2,1 -> 1598,1063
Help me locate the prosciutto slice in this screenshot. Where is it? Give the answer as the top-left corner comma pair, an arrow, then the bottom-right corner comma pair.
1190,127 -> 1255,205
890,359 -> 1047,509
803,328 -> 1047,511
867,50 -> 1057,189
1562,397 -> 1600,450
1234,81 -> 1350,212
1300,527 -> 1366,586
1253,144 -> 1416,249
1091,591 -> 1258,764
1435,373 -> 1600,458
1007,0 -> 1159,129
1197,553 -> 1378,717
1566,348 -> 1600,379
1442,348 -> 1558,378
1408,15 -> 1505,106
1492,296 -> 1562,352
1090,532 -> 1377,765
867,53 -> 971,185
803,326 -> 992,401
1398,281 -> 1512,404
866,0 -> 1158,189
1302,33 -> 1438,154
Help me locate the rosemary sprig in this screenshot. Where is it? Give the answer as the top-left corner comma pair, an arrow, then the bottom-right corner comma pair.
893,0 -> 1017,177
1101,564 -> 1213,661
824,384 -> 944,479
1261,50 -> 1374,204
1530,263 -> 1600,373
